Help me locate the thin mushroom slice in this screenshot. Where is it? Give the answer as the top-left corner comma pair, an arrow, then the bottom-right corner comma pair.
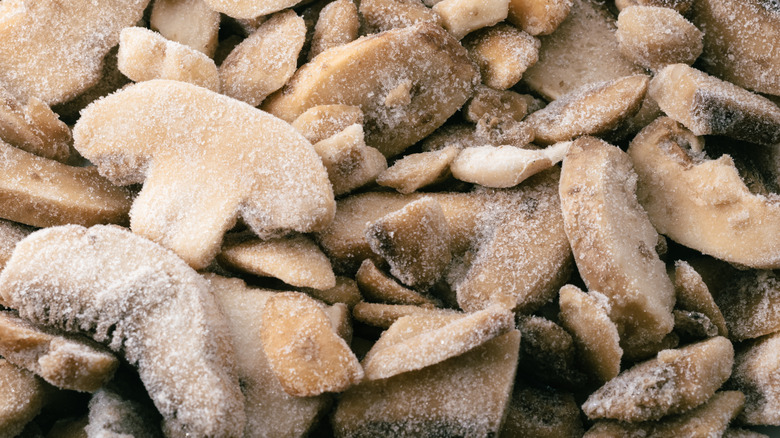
451,141 -> 570,188
517,315 -> 589,389
300,276 -> 363,309
150,0 -> 220,57
0,225 -> 245,437
355,259 -> 438,306
376,146 -> 460,194
507,0 -> 572,36
432,0 -> 510,40
674,260 -> 728,337
0,86 -> 72,163
0,220 -> 31,270
501,384 -> 584,438
73,80 -> 335,270
0,0 -> 149,105
731,332 -> 780,425
615,0 -> 693,14
291,104 -> 364,145
309,0 -> 359,59
313,124 -> 387,196
203,0 -> 303,19
463,23 -> 540,90
674,309 -> 719,341
263,23 -> 479,157
560,136 -> 675,356
352,302 -> 460,329
463,86 -> 529,125
628,117 -> 780,269
359,0 -> 441,33
84,387 -> 162,438
0,359 -> 49,438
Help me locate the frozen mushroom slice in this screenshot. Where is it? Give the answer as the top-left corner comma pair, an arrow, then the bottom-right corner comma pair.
731,332 -> 780,425
507,0 -> 572,36
150,0 -> 220,57
263,23 -> 478,158
73,80 -> 335,270
500,384 -> 583,438
218,234 -> 336,290
674,260 -> 728,337
0,87 -> 71,163
628,117 -> 780,269
674,309 -> 719,340
0,141 -> 132,228
376,146 -> 459,194
463,86 -> 529,125
517,315 -> 589,388
432,0 -> 509,40
615,0 -> 693,14
0,311 -> 118,392
463,24 -> 540,90
203,0 -> 302,19
301,276 -> 363,309
359,0 -> 441,33
0,360 -> 49,438
355,259 -> 438,306
583,336 -> 734,422
451,141 -> 569,188
0,220 -> 31,270
0,0 -> 148,105
291,104 -> 364,145
560,136 -> 675,356
313,124 -> 387,196
525,75 -> 650,145
260,292 -> 363,397
84,388 -> 162,437
309,0 -> 359,60
723,429 -> 770,438
352,302 -> 460,329
219,11 -> 306,107
0,225 -> 245,437
616,6 -> 702,71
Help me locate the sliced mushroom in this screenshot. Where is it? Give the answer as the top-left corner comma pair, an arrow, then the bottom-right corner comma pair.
0,220 -> 31,271
355,259 -> 438,306
0,360 -> 49,438
615,0 -> 693,15
84,387 -> 162,438
203,0 -> 302,19
674,260 -> 728,337
150,0 -> 220,57
0,86 -> 71,163
313,124 -> 387,196
463,86 -> 529,125
432,0 -> 509,40
359,0 -> 441,33
376,146 -> 459,194
300,276 -> 363,309
451,141 -> 569,188
501,384 -> 584,438
731,332 -> 780,425
352,302 -> 460,328
309,0 -> 360,59
292,104 -> 364,145
464,23 -> 539,90
517,315 -> 590,389
616,6 -> 702,71
507,0 -> 572,36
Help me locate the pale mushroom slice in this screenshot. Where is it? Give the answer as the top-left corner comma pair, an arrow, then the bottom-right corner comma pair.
649,64 -> 780,145
73,80 -> 335,270
525,75 -> 650,145
218,234 -> 336,290
300,276 -> 363,309
208,275 -> 334,437
219,11 -> 306,106
501,384 -> 583,438
0,360 -> 49,438
260,292 -> 363,397
0,141 -> 133,228
582,336 -> 734,422
352,302 -> 460,328
361,306 -> 513,380
507,0 -> 572,36
0,86 -> 71,163
522,0 -> 645,101
674,309 -> 719,340
0,311 -> 118,392
333,328 -> 520,437
585,391 -> 745,438
558,285 -> 622,382
262,23 -> 478,157
365,197 -> 451,289
432,0 -> 509,40
355,259 -> 438,306
731,332 -> 780,425
463,24 -> 540,90
615,0 -> 693,14
0,220 -> 31,270
674,260 -> 728,337
0,0 -> 148,105
517,315 -> 589,388
463,86 -> 529,125
451,141 -> 569,188
0,225 -> 245,438
291,104 -> 364,145
359,0 -> 441,33
313,124 -> 387,196
84,388 -> 162,438
692,0 -> 780,96
118,27 -> 220,92
309,0 -> 359,60
560,136 -> 675,356
616,6 -> 703,71
150,0 -> 219,57
376,146 -> 460,194
203,0 -> 302,18
627,117 -> 780,269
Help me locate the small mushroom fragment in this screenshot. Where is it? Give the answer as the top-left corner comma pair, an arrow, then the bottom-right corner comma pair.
463,24 -> 540,90
507,0 -> 572,36
674,260 -> 728,337
359,0 -> 441,33
219,11 -> 306,106
0,86 -> 71,163
203,0 -> 302,19
560,137 -> 675,355
628,117 -> 780,269
313,124 -> 387,196
558,285 -> 622,382
0,220 -> 31,270
218,234 -> 336,290
0,360 -> 49,438
0,225 -> 245,437
355,259 -> 438,306
301,276 -> 363,309
517,315 -> 589,388
292,104 -> 364,145
260,292 -> 363,397
501,384 -> 583,438
674,310 -> 719,340
309,0 -> 359,60
463,86 -> 529,125
73,80 -> 335,270
361,306 -> 513,380
0,0 -> 149,105
731,332 -> 780,425
432,0 -> 509,40
263,23 -> 479,158
585,391 -> 745,438
692,0 -> 780,96
118,27 -> 220,92
84,388 -> 162,438
649,64 -> 780,145
522,0 -> 644,101
150,0 -> 220,57
366,197 -> 451,289
422,121 -> 535,151
333,328 -> 520,437
616,6 -> 703,71
376,146 -> 459,194
451,141 -> 569,188
583,336 -> 734,422
615,0 -> 693,15
525,75 -> 649,144
352,302 -> 460,328
0,311 -> 118,392
0,141 -> 133,228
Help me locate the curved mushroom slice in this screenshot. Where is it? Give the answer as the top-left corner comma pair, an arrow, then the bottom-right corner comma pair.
292,104 -> 364,145
525,75 -> 650,145
118,27 -> 219,92
463,24 -> 540,90
451,142 -> 569,188
674,309 -> 719,340
219,11 -> 306,107
262,23 -> 479,157
507,0 -> 572,36
615,0 -> 693,15
649,64 -> 780,145
361,305 -> 513,380
616,6 -> 702,71
309,0 -> 359,60
376,146 -> 459,194
731,332 -> 780,425
359,0 -> 440,33
0,220 -> 31,270
218,234 -> 336,290
352,302 -> 460,328
0,142 -> 133,228
313,124 -> 387,196
560,136 -> 675,355
84,388 -> 163,438
300,276 -> 363,308
150,0 -> 220,57
432,0 -> 509,40
463,86 -> 529,125
355,259 -> 438,306
674,260 -> 728,337
0,359 -> 49,438
0,0 -> 148,105
628,117 -> 780,269
692,0 -> 780,96
517,315 -> 589,389
0,87 -> 71,163
0,225 -> 245,438
260,292 -> 363,397
582,336 -> 734,422
501,384 -> 583,438
203,0 -> 302,18
0,311 -> 118,392
73,80 -> 335,270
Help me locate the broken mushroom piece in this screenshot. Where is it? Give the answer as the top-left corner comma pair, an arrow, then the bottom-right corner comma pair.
463,24 -> 540,90
149,0 -> 220,58
358,0 -> 441,33
0,225 -> 245,438
84,387 -> 162,438
463,86 -> 529,125
501,384 -> 584,438
355,259 -> 438,306
731,332 -> 780,425
352,302 -> 460,329
674,260 -> 728,337
615,0 -> 693,15
203,0 -> 302,19
0,359 -> 49,438
451,141 -> 569,188
313,124 -> 387,196
300,276 -> 363,309
73,80 -> 335,270
376,146 -> 459,194
517,315 -> 589,389
628,117 -> 780,269
291,104 -> 364,145
309,0 -> 360,60
507,0 -> 572,36
0,86 -> 72,163
432,0 -> 509,40
0,220 -> 31,271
